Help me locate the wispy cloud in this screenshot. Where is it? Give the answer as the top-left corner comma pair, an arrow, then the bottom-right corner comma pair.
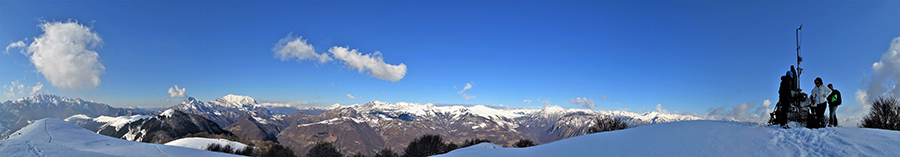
19,21 -> 105,90
705,99 -> 773,123
3,80 -> 43,98
347,94 -> 355,99
568,97 -> 596,109
4,41 -> 25,54
458,83 -> 472,94
542,100 -> 551,108
457,83 -> 475,100
272,33 -> 333,64
523,99 -> 532,104
167,85 -> 187,98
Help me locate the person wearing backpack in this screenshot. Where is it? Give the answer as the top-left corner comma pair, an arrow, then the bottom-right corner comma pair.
827,84 -> 842,127
776,71 -> 795,127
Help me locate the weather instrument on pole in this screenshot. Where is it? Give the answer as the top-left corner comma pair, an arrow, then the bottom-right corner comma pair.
796,25 -> 802,89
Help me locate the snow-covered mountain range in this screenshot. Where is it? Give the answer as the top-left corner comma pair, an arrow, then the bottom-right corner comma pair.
276,100 -> 702,156
1,94 -> 703,157
0,118 -> 240,157
0,94 -> 145,138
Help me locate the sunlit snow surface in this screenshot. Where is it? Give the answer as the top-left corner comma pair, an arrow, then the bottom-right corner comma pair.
165,137 -> 247,150
437,121 -> 900,157
0,118 -> 240,157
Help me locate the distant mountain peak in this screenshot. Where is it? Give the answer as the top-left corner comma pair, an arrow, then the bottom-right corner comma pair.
14,94 -> 85,104
214,94 -> 258,106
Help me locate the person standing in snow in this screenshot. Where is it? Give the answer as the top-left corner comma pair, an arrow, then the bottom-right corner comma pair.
777,71 -> 795,127
810,77 -> 832,127
827,84 -> 842,127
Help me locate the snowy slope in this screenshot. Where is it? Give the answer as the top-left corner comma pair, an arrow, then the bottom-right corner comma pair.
437,121 -> 900,157
165,137 -> 248,150
0,118 -> 240,157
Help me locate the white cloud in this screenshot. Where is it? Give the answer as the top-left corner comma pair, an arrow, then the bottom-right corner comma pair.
328,46 -> 407,82
461,93 -> 475,100
705,100 -> 774,123
167,85 -> 186,98
458,83 -> 472,94
542,100 -> 551,108
854,37 -> 900,117
568,97 -> 596,109
347,94 -> 355,99
655,104 -> 669,114
23,21 -> 105,90
598,95 -> 608,100
272,33 -> 333,64
524,99 -> 532,104
31,82 -> 43,95
4,41 -> 25,54
3,80 -> 43,98
456,83 -> 476,100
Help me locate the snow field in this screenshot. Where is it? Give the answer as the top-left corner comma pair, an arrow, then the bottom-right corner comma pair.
437,120 -> 900,157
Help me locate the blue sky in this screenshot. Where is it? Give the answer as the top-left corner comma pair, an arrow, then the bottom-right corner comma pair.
2,1 -> 899,121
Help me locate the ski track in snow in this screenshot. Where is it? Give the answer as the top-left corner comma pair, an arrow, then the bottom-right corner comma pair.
43,120 -> 51,143
154,145 -> 172,157
24,140 -> 46,157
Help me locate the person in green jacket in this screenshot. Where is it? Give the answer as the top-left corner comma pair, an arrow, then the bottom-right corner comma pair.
827,84 -> 842,127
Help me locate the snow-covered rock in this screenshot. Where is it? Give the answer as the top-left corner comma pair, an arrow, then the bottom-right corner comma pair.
436,120 -> 900,157
0,118 -> 240,157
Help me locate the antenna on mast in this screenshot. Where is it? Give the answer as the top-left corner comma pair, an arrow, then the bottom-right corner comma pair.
796,25 -> 802,89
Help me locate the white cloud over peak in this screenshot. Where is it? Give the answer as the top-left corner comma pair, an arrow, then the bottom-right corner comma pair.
4,41 -> 25,54
3,80 -> 43,98
568,97 -> 596,109
542,100 -> 551,108
655,104 -> 669,114
328,46 -> 407,82
705,100 -> 773,123
854,37 -> 900,117
167,85 -> 186,98
524,99 -> 532,104
21,21 -> 105,90
347,94 -> 355,99
272,33 -> 333,64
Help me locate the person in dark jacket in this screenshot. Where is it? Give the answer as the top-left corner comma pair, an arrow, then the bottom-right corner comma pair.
827,84 -> 842,127
791,66 -> 798,90
777,71 -> 795,127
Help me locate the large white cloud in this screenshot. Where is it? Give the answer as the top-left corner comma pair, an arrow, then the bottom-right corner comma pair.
20,21 -> 105,90
167,85 -> 186,98
568,97 -> 596,109
328,46 -> 407,82
855,37 -> 900,116
272,33 -> 333,64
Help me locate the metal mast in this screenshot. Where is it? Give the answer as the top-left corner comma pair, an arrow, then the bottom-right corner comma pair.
796,25 -> 802,89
